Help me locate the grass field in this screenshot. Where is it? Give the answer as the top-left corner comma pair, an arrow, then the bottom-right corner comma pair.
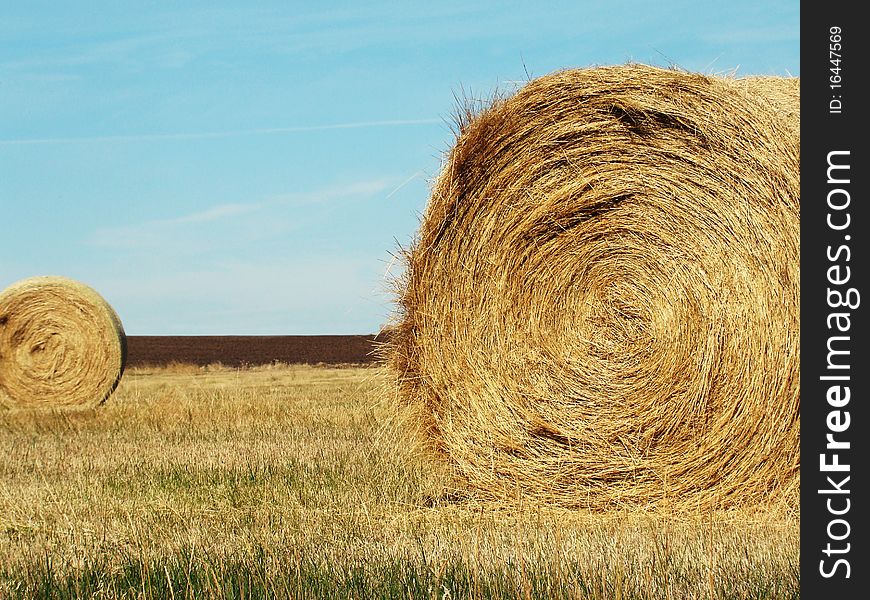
0,365 -> 799,599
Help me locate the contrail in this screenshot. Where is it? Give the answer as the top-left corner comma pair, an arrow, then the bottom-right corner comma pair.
0,118 -> 442,146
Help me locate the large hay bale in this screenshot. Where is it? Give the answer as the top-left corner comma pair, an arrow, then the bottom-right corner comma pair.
732,76 -> 800,137
0,276 -> 127,409
389,64 -> 799,510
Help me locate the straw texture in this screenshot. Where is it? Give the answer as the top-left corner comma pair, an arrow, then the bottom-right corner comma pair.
389,65 -> 800,510
0,276 -> 127,409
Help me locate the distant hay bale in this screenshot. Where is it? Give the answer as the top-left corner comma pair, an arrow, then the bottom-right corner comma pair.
388,65 -> 799,510
0,276 -> 127,409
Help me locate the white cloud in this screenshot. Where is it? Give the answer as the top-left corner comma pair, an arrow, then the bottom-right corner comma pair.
265,178 -> 396,207
166,203 -> 262,225
102,255 -> 388,334
87,178 -> 395,252
87,202 -> 261,251
0,119 -> 441,146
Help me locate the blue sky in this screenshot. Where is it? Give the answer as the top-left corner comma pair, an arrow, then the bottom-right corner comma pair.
0,1 -> 799,335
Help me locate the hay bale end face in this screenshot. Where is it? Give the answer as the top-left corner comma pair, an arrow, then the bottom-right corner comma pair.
0,276 -> 127,409
389,65 -> 800,510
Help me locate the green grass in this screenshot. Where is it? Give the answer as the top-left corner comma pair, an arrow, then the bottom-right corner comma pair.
0,365 -> 799,599
3,548 -> 800,600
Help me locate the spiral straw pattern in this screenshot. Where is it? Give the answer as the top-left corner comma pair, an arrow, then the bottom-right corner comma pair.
389,65 -> 800,509
0,276 -> 126,409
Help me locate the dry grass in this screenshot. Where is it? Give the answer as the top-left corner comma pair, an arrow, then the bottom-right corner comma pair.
1,365 -> 797,598
388,64 -> 800,510
0,277 -> 126,409
731,76 -> 800,136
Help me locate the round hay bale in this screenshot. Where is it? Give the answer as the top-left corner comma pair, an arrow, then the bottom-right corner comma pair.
729,75 -> 800,137
0,276 -> 127,409
389,64 -> 800,510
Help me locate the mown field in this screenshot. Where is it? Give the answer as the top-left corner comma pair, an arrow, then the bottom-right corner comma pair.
0,365 -> 799,599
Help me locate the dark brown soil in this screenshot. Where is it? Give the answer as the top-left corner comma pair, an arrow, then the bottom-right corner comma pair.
125,335 -> 385,367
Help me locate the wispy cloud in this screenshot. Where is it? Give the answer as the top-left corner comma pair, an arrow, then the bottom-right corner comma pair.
88,201 -> 265,249
88,178 -> 395,251
1,32 -> 174,71
89,216 -> 233,253
265,178 -> 396,207
1,3 -> 513,72
103,255 -> 386,334
0,118 -> 441,146
165,203 -> 262,225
